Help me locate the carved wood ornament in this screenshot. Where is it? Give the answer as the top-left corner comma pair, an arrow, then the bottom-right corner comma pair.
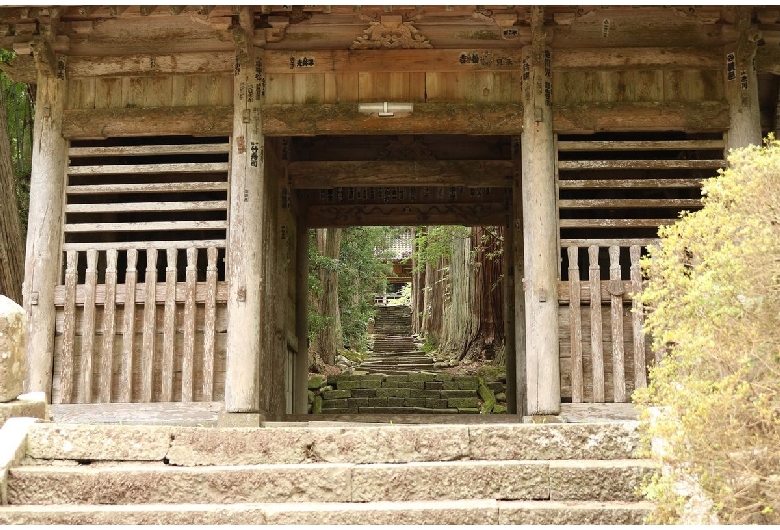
351,15 -> 433,49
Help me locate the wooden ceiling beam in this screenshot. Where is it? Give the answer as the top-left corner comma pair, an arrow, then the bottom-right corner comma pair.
261,103 -> 524,136
305,202 -> 509,228
289,160 -> 514,189
66,51 -> 234,77
553,47 -> 722,71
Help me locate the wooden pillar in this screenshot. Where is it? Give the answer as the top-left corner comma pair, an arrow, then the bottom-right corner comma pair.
509,135 -> 524,416
294,210 -> 309,415
520,7 -> 560,416
225,9 -> 265,413
22,47 -> 67,397
725,8 -> 762,152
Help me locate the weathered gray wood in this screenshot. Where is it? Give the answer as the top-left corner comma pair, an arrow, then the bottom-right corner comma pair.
67,162 -> 229,175
203,247 -> 218,402
66,201 -> 228,213
62,106 -> 233,139
561,238 -> 658,248
558,279 -> 635,304
559,219 -> 675,229
68,143 -> 231,157
288,160 -> 514,189
294,219 -> 309,415
63,240 -> 227,252
557,139 -> 725,151
119,249 -> 137,403
559,199 -> 702,209
558,159 -> 723,171
59,251 -> 78,404
99,249 -> 118,403
53,281 -> 229,306
64,220 -> 227,233
225,8 -> 264,413
559,178 -> 703,189
588,246 -> 604,403
521,8 -> 560,416
67,182 -> 228,194
503,209 -> 516,414
725,10 -> 762,153
162,248 -> 177,402
141,249 -> 157,403
22,69 -> 68,397
630,245 -> 647,390
552,47 -> 722,70
609,246 -> 626,403
80,250 -> 98,403
67,51 -> 234,77
182,248 -> 197,402
567,246 -> 583,403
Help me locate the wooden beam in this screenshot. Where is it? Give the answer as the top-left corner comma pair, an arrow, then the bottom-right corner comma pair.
553,101 -> 730,133
553,47 -> 722,70
67,52 -> 234,77
261,103 -> 524,136
559,198 -> 701,209
62,106 -> 233,139
305,202 -> 508,228
558,139 -> 725,151
756,44 -> 780,75
67,162 -> 229,175
559,178 -> 703,189
289,160 -> 513,189
69,143 -> 230,157
559,218 -> 675,229
558,159 -> 723,171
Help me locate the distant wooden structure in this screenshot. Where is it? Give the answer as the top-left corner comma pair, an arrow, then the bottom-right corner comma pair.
3,5 -> 774,418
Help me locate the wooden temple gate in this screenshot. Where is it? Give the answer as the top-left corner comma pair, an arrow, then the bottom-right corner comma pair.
5,5 -> 772,419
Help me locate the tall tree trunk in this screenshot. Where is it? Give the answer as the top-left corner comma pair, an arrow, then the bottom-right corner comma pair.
311,228 -> 343,365
440,232 -> 473,357
0,88 -> 24,302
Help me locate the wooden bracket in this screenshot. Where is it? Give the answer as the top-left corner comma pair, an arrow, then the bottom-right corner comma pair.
30,38 -> 57,78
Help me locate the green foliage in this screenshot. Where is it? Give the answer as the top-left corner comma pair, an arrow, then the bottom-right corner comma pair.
0,50 -> 35,234
308,226 -> 394,353
412,225 -> 470,270
635,136 -> 780,525
387,283 -> 411,306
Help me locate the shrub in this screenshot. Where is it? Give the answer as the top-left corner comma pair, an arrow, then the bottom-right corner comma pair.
635,137 -> 780,524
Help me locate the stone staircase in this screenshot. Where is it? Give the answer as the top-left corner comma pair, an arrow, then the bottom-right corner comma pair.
0,420 -> 655,524
360,305 -> 439,375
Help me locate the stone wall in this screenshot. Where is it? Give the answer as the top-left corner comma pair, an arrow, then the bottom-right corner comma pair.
307,373 -> 507,415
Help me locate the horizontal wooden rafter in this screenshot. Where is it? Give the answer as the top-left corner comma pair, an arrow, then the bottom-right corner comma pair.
66,51 -> 234,77
552,47 -> 722,70
261,103 -> 524,136
61,240 -> 226,251
552,101 -> 730,133
559,218 -> 675,228
65,201 -> 228,213
558,280 -> 638,304
560,238 -> 659,247
289,160 -> 514,189
66,182 -> 228,194
306,202 -> 508,228
69,144 -> 231,157
558,159 -> 723,171
67,162 -> 229,175
558,198 -> 701,209
557,139 -> 725,151
62,106 -> 233,139
64,220 -> 227,233
558,178 -> 703,189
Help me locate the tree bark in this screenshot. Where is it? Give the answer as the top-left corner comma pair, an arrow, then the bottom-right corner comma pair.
311,227 -> 343,365
0,88 -> 24,302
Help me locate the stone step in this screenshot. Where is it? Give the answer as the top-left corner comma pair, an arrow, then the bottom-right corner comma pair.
23,422 -> 644,465
0,500 -> 654,525
7,460 -> 654,505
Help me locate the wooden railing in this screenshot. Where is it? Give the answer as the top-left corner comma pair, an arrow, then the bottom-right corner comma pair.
53,246 -> 227,404
558,239 -> 656,404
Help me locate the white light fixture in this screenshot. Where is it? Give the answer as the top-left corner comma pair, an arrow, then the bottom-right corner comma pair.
358,101 -> 414,117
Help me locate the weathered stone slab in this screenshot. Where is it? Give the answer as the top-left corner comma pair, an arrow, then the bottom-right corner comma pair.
433,373 -> 454,382
167,427 -> 313,466
338,380 -> 382,390
386,397 -> 405,407
0,297 -> 26,403
403,398 -> 426,407
408,373 -> 436,383
352,460 -> 549,502
443,379 -> 479,390
395,381 -> 425,389
350,388 -> 377,398
375,388 -> 410,398
368,398 -> 388,407
307,375 -> 326,390
0,417 -> 38,504
458,407 -> 480,414
26,424 -> 173,461
409,389 -> 442,398
0,397 -> 46,428
7,463 -> 352,505
346,398 -> 369,408
497,500 -> 653,525
448,397 -> 479,408
425,398 -> 449,409
424,381 -> 444,390
440,390 -> 477,398
468,422 -> 641,461
549,460 -> 656,502
383,374 -> 409,383
358,407 -> 459,414
321,390 -> 351,400
264,499 -> 500,525
321,399 -> 348,409
310,425 -> 469,464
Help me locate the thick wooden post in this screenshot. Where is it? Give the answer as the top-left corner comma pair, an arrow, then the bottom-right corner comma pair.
225,8 -> 265,413
294,213 -> 309,415
725,8 -> 761,152
520,7 -> 560,415
510,135 -> 525,416
22,56 -> 68,397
